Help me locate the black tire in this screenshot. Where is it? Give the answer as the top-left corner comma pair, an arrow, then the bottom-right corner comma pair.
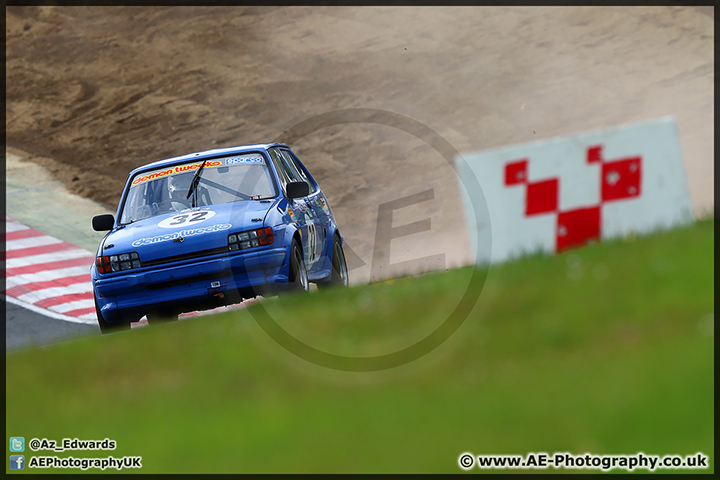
146,310 -> 179,325
317,235 -> 349,289
95,297 -> 131,335
287,239 -> 309,293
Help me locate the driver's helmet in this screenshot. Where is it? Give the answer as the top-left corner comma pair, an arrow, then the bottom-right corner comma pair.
169,172 -> 194,200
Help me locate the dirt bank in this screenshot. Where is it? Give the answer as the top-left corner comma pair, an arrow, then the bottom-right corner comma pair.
6,6 -> 713,281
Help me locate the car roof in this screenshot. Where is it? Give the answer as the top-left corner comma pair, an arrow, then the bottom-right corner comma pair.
129,143 -> 288,175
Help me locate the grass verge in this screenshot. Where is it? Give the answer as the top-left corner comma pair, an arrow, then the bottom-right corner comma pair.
5,219 -> 714,473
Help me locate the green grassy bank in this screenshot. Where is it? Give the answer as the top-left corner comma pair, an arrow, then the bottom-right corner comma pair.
6,219 -> 713,473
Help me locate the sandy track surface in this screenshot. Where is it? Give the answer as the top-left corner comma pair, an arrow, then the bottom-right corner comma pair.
6,6 -> 713,282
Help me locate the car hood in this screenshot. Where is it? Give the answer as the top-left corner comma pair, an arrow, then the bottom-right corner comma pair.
102,201 -> 275,262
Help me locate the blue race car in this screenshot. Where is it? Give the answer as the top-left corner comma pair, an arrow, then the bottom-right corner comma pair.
91,143 -> 349,334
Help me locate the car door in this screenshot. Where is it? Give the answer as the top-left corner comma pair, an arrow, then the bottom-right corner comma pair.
278,148 -> 329,276
267,148 -> 317,275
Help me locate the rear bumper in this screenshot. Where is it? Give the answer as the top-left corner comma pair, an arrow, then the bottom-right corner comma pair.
94,247 -> 288,323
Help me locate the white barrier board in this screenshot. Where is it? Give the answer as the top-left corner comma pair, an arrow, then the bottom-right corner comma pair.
456,117 -> 693,264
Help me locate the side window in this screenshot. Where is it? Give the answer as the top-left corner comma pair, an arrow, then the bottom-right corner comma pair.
280,149 -> 316,194
268,148 -> 296,193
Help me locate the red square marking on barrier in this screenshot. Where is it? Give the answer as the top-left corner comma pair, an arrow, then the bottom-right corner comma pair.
525,178 -> 558,216
587,145 -> 603,164
556,206 -> 601,253
601,156 -> 641,202
499,144 -> 642,257
505,159 -> 528,185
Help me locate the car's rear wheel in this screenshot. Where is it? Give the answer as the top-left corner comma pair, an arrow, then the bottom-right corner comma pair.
288,239 -> 309,293
318,235 -> 349,289
95,297 -> 131,335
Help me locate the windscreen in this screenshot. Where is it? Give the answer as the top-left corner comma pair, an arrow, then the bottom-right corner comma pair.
120,154 -> 277,224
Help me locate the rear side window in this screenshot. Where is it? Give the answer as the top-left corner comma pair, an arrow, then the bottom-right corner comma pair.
280,149 -> 316,194
269,147 -> 315,195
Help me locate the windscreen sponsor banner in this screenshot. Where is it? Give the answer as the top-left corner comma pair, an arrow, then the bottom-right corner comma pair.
131,161 -> 223,185
226,156 -> 264,165
456,117 -> 693,264
131,154 -> 265,185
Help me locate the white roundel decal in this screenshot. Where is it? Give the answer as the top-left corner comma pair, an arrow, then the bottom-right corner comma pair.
158,210 -> 216,228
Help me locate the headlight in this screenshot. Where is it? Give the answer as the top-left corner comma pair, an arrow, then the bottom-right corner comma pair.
228,227 -> 274,251
96,252 -> 142,274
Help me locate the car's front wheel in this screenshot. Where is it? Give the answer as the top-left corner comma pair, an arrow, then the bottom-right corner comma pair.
95,297 -> 131,335
146,311 -> 179,325
288,239 -> 309,293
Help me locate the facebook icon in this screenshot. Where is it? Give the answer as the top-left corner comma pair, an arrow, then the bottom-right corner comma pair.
10,455 -> 25,470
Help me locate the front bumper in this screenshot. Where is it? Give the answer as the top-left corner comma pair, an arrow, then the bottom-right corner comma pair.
94,247 -> 288,323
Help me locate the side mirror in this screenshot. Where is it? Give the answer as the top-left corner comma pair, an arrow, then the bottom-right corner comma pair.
92,214 -> 115,231
286,181 -> 309,200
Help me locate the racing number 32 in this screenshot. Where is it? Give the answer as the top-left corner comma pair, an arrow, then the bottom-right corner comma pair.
158,210 -> 216,228
169,211 -> 210,226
